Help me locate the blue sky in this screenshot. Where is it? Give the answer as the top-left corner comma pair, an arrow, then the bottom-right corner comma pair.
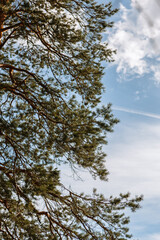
103,0 -> 160,239
62,1 -> 160,239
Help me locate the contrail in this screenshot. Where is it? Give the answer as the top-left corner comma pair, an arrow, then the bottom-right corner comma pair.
113,106 -> 160,120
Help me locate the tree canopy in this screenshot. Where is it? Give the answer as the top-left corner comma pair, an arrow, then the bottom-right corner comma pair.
0,0 -> 142,239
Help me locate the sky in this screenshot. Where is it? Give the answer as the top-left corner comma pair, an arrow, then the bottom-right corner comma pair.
104,1 -> 160,238
62,1 -> 160,239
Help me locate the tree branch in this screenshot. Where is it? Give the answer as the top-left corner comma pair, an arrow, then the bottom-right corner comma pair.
0,22 -> 22,33
0,64 -> 36,79
0,27 -> 20,49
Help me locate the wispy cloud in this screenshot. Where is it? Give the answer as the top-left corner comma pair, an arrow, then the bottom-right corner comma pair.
61,118 -> 160,198
113,106 -> 160,120
61,119 -> 160,237
108,0 -> 160,82
149,234 -> 160,240
141,233 -> 160,240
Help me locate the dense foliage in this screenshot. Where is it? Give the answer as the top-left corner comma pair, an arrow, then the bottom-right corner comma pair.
0,0 -> 142,239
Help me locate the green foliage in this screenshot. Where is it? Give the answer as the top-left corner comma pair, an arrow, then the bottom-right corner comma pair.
0,0 -> 142,239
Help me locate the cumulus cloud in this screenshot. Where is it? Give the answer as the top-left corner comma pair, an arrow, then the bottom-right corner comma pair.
108,0 -> 160,82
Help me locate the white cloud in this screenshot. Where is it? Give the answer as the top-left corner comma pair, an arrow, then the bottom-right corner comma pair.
105,121 -> 160,198
61,119 -> 160,237
61,119 -> 160,199
108,0 -> 160,82
144,233 -> 160,240
113,105 -> 160,120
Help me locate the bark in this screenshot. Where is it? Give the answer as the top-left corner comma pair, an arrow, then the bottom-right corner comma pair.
0,0 -> 9,44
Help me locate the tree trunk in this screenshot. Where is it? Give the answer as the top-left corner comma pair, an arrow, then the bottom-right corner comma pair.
0,0 -> 9,45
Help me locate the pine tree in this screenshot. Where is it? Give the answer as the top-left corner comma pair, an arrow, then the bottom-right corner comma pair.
0,0 -> 142,239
